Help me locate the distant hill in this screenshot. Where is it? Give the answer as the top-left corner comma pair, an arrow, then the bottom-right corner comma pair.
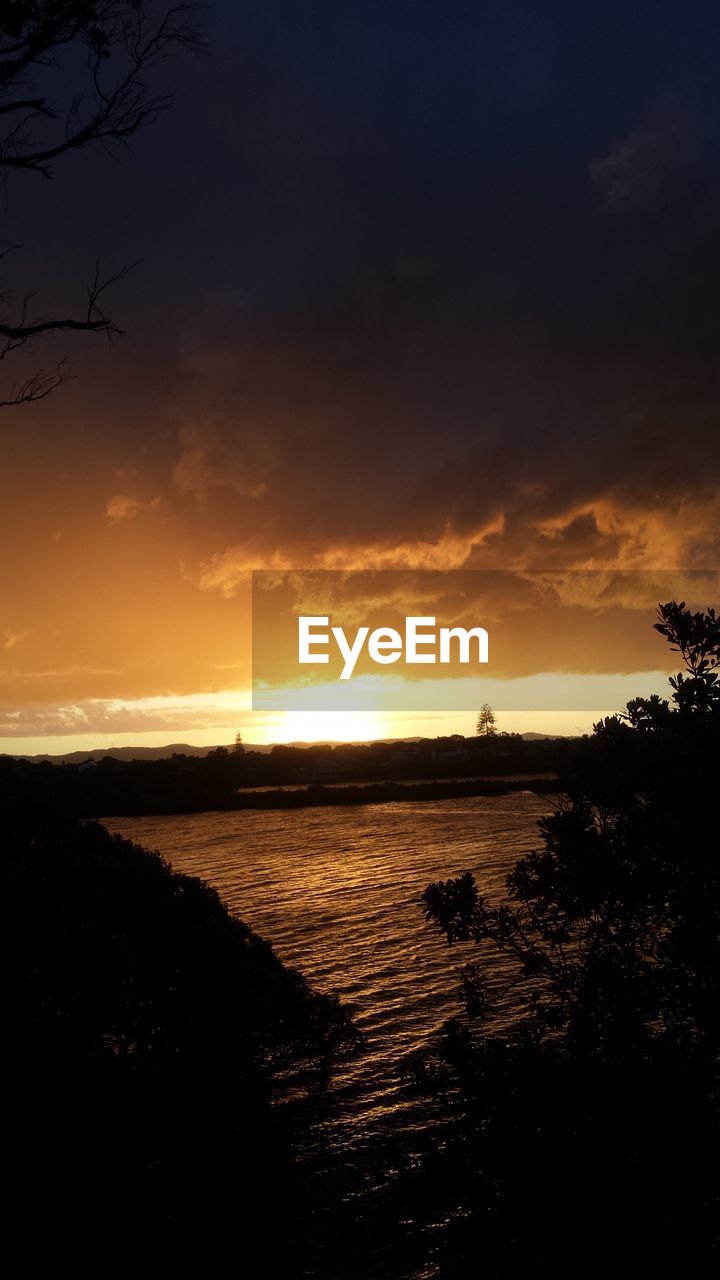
6,731 -> 567,765
8,738 -> 424,764
10,743 -> 220,765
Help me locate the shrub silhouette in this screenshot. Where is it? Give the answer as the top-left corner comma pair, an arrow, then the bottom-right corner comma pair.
420,601 -> 720,1279
2,816 -> 357,1276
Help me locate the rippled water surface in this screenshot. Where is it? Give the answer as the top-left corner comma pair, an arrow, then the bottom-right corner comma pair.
109,794 -> 551,1153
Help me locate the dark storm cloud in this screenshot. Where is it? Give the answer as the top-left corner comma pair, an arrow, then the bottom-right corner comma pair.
4,0 -> 720,726
120,0 -> 720,584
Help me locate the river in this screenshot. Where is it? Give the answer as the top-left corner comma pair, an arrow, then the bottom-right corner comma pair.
107,791 -> 554,1276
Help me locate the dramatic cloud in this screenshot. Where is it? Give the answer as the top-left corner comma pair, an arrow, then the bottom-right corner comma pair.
2,1 -> 720,744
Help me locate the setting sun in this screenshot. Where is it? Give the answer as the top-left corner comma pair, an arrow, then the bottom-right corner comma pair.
265,709 -> 388,744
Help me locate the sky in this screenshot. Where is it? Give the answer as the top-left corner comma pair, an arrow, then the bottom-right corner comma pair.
1,1 -> 720,751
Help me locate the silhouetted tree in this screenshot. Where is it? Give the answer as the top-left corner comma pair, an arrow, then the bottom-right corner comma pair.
475,703 -> 496,736
420,601 -> 720,1279
0,2 -> 200,406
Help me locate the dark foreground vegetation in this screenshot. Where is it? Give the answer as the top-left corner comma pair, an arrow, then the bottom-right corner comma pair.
413,601 -> 720,1278
0,732 -> 566,817
2,817 -> 357,1277
3,601 -> 719,1279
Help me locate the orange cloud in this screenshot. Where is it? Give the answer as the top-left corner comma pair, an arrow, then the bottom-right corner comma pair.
106,494 -> 162,522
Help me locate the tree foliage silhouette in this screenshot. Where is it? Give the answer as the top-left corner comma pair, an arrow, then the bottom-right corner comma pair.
421,601 -> 720,1279
475,703 -> 496,736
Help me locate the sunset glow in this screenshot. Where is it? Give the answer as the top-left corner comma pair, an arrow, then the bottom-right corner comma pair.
0,3 -> 717,762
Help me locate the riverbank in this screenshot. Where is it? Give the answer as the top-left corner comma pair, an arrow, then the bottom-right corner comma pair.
100,774 -> 559,817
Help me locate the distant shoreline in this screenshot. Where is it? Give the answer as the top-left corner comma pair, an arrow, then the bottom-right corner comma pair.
101,774 -> 560,819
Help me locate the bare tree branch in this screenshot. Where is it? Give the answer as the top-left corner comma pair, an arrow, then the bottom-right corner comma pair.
0,358 -> 73,408
0,3 -> 201,410
0,4 -> 201,175
0,260 -> 141,348
0,98 -> 55,117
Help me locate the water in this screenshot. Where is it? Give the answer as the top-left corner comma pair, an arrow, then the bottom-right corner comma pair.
107,794 -> 552,1274
107,794 -> 550,1146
